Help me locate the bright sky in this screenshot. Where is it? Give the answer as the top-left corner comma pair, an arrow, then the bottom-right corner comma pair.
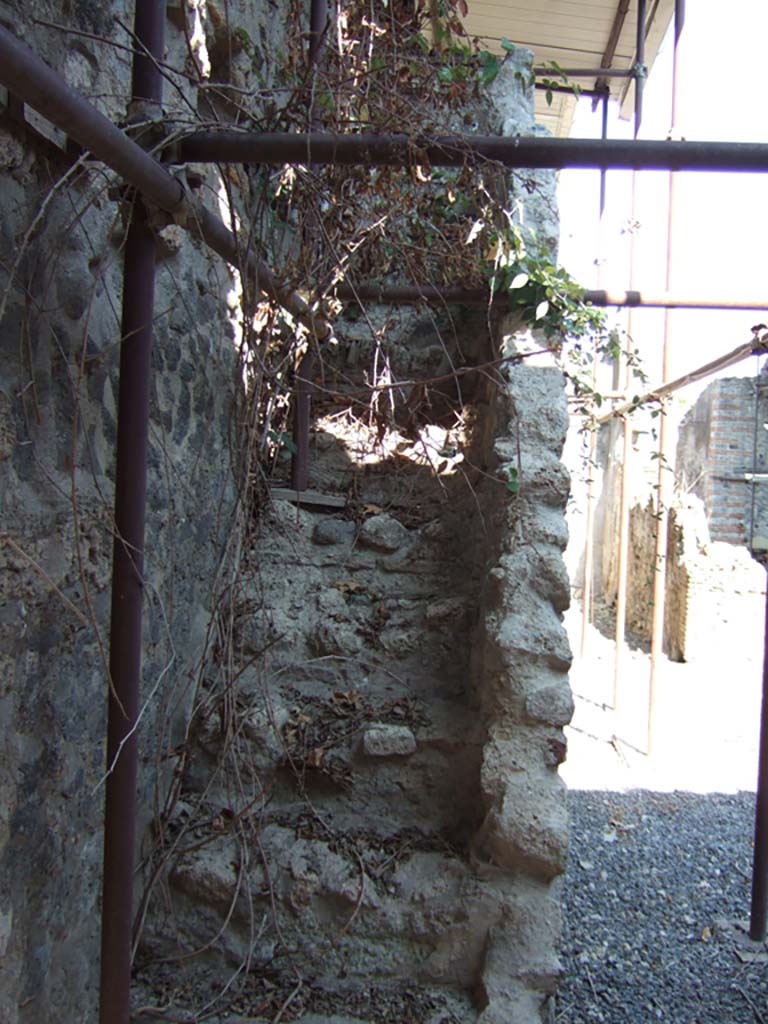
557,0 -> 768,402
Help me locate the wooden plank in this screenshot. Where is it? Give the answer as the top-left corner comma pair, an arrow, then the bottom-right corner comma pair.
468,0 -> 621,19
469,20 -> 617,49
270,487 -> 347,509
469,6 -> 615,31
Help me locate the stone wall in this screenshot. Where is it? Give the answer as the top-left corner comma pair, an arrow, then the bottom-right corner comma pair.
133,47 -> 573,1024
0,6 -> 573,1024
598,492 -> 687,660
0,3 -> 270,1021
136,327 -> 573,1024
584,371 -> 768,662
676,376 -> 762,547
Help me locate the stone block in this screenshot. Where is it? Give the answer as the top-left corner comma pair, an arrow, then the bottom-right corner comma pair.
492,601 -> 573,671
362,724 -> 417,757
524,684 -> 574,728
171,843 -> 241,909
313,589 -> 362,656
313,517 -> 357,545
542,731 -> 568,768
358,513 -> 410,552
156,223 -> 186,259
477,776 -> 568,880
531,548 -> 571,612
425,596 -> 467,626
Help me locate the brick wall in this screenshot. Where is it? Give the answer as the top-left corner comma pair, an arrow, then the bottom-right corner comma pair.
677,377 -> 760,546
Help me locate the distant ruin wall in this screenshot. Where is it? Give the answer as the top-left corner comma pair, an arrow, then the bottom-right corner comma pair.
599,495 -> 687,660
588,372 -> 768,664
676,376 -> 764,547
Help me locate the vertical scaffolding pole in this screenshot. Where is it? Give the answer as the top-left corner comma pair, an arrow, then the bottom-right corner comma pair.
634,0 -> 647,138
98,4 -> 165,1023
647,0 -> 685,755
580,426 -> 598,658
290,0 -> 329,491
613,407 -> 632,707
579,90 -> 610,660
613,0 -> 647,708
750,569 -> 768,940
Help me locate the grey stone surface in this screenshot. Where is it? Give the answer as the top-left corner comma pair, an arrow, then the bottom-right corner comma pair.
362,724 -> 417,757
0,6 -> 246,1022
425,595 -> 467,626
313,517 -> 357,546
358,513 -> 410,551
477,775 -> 569,879
312,588 -> 362,655
525,684 -> 575,728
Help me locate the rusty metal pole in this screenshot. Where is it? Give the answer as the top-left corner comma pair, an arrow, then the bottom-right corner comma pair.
611,178 -> 640,716
309,0 -> 328,69
579,90 -> 610,659
291,365 -> 311,491
634,0 -> 647,137
579,429 -> 598,658
613,410 -> 632,709
613,0 -> 646,711
332,282 -> 768,311
98,4 -> 165,1023
175,131 -> 768,173
750,569 -> 768,940
647,0 -> 685,756
599,88 -> 609,215
290,0 -> 329,491
0,26 -> 331,342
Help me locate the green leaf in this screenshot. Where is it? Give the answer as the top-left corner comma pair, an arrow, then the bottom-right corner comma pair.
506,467 -> 520,495
546,88 -> 553,106
268,429 -> 298,456
478,51 -> 501,85
548,59 -> 567,82
501,38 -> 516,53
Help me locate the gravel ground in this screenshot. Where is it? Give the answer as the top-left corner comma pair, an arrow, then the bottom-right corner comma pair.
558,562 -> 768,1023
557,789 -> 767,1023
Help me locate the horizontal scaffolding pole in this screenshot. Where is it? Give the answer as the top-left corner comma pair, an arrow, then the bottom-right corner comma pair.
0,25 -> 330,340
0,25 -> 182,211
333,282 -> 768,312
533,66 -> 636,78
176,132 -> 768,173
534,83 -> 608,100
585,289 -> 768,311
597,333 -> 768,423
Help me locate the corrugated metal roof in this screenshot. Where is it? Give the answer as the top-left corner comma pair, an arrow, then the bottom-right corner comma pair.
462,0 -> 675,136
